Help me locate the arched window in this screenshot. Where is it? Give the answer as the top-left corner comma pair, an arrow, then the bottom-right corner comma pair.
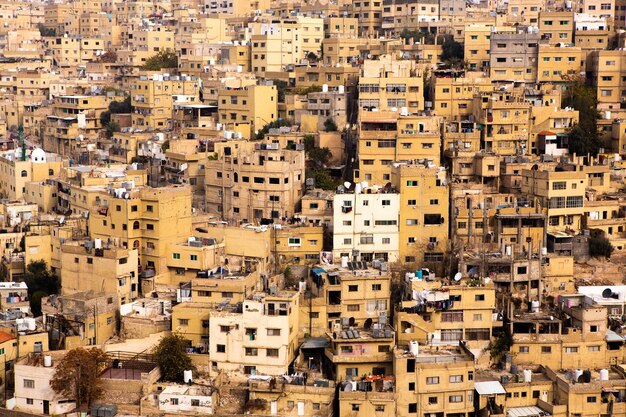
133,240 -> 140,249
20,170 -> 27,177
133,221 -> 140,230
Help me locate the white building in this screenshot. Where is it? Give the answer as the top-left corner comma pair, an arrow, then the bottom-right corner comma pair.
159,385 -> 213,414
12,352 -> 75,415
208,291 -> 299,376
332,190 -> 400,263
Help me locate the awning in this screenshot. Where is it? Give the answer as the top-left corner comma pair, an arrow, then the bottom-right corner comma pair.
311,267 -> 325,277
475,381 -> 506,395
606,329 -> 624,342
507,406 -> 550,417
301,337 -> 329,350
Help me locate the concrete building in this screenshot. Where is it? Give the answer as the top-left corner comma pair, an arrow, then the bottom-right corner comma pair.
217,84 -> 277,139
489,31 -> 540,84
0,148 -> 62,201
332,189 -> 400,263
204,137 -> 305,221
208,291 -> 300,376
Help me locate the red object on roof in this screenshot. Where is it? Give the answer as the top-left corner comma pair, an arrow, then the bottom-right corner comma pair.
0,331 -> 15,344
538,130 -> 556,136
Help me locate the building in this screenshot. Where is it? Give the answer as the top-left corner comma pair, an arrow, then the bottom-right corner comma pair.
332,189 -> 400,263
204,137 -> 305,221
208,291 -> 300,376
217,84 -> 277,139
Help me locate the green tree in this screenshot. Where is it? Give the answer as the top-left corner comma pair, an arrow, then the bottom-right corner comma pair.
24,261 -> 60,316
306,168 -> 339,190
141,50 -> 178,70
589,236 -> 614,258
323,118 -> 338,132
153,334 -> 195,382
100,96 -> 132,128
275,80 -> 288,103
51,347 -> 111,410
439,35 -> 464,67
105,121 -> 120,139
486,328 -> 513,363
562,80 -> 601,156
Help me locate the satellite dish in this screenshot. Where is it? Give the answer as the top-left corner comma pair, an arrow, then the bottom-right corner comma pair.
344,181 -> 351,189
454,272 -> 462,282
59,216 -> 65,225
602,288 -> 613,298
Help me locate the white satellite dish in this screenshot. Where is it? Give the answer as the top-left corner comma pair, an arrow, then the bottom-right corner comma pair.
453,272 -> 462,282
343,181 -> 351,189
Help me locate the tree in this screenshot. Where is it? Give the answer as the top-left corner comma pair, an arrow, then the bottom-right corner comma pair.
100,96 -> 132,130
589,236 -> 614,258
153,334 -> 195,382
308,147 -> 332,168
99,51 -> 118,63
105,121 -> 120,139
24,261 -> 60,316
37,23 -> 56,37
562,80 -> 601,156
275,80 -> 288,103
486,328 -> 513,364
51,347 -> 111,410
439,35 -> 464,67
306,51 -> 319,63
141,50 -> 178,71
323,118 -> 338,132
306,168 -> 339,190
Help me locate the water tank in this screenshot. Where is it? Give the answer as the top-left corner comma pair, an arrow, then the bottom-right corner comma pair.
183,370 -> 193,383
606,111 -> 611,120
94,238 -> 102,249
583,370 -> 592,383
541,247 -> 548,256
523,369 -> 532,383
25,317 -> 36,331
505,245 -> 512,256
566,0 -> 572,8
574,369 -> 583,382
322,84 -> 329,93
338,85 -> 345,94
298,281 -> 307,292
209,58 -> 215,65
409,341 -> 419,356
237,65 -> 243,73
600,369 -> 609,381
400,106 -> 409,116
271,400 -> 278,415
341,256 -> 349,268
44,355 -> 52,367
224,131 -> 233,139
531,301 -> 540,313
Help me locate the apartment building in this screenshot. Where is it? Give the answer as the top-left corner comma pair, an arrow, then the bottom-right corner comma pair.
521,167 -> 587,231
306,264 -> 392,337
539,11 -> 575,44
131,72 -> 200,131
390,162 -> 448,269
332,190 -> 400,263
465,24 -> 497,71
588,49 -> 626,112
355,111 -> 440,185
89,185 -> 193,276
60,242 -> 139,305
204,137 -> 305,221
43,94 -> 108,156
537,44 -> 582,83
431,73 -> 493,120
394,343 -> 476,417
344,0 -> 383,36
381,0 -> 440,36
0,148 -> 62,200
473,91 -> 532,156
359,56 -> 424,113
217,84 -> 277,139
489,31 -> 540,84
208,291 -> 300,376
294,88 -> 348,133
397,278 -> 496,347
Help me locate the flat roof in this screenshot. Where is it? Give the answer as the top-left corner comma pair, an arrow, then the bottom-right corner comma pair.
508,406 -> 550,417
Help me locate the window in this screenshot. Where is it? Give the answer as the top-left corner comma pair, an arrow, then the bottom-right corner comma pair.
347,304 -> 360,311
288,237 -> 301,246
217,344 -> 226,353
348,285 -> 358,292
178,319 -> 189,326
406,180 -> 418,187
220,325 -> 230,333
191,399 -> 200,407
172,253 -> 181,259
473,313 -> 483,321
424,214 -> 443,225
519,346 -> 530,353
267,328 -> 281,336
426,376 -> 439,384
408,199 -> 417,205
372,284 -> 382,291
266,348 -> 279,357
146,224 -> 154,230
552,181 -> 566,190
587,396 -> 597,403
565,346 -> 579,353
449,395 -> 463,403
409,403 -> 417,413
541,346 -> 552,353
23,379 -> 35,389
588,345 -> 601,352
245,348 -> 258,356
375,405 -> 385,412
352,404 -> 360,412
450,375 -> 463,383
475,294 -> 485,301
26,399 -> 33,405
428,397 -> 438,404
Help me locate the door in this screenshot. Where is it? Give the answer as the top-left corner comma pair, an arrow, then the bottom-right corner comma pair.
43,400 -> 49,415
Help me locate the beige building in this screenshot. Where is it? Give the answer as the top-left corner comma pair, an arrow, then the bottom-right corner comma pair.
204,137 -> 305,221
217,84 -> 277,139
0,148 -> 62,201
